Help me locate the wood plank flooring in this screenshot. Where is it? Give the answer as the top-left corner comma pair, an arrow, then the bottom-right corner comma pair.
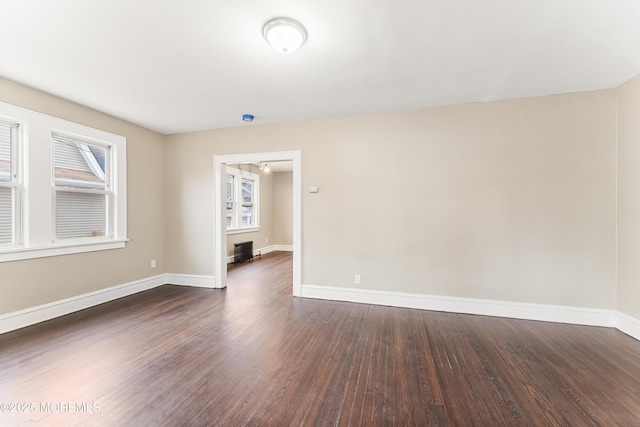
1,251 -> 640,426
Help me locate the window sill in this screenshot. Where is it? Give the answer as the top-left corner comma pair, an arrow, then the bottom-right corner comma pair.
227,227 -> 260,235
0,239 -> 128,263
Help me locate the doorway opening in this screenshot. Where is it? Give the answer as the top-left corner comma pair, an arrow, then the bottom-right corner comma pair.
214,151 -> 301,296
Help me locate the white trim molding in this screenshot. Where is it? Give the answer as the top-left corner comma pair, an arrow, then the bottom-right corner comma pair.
0,274 -> 166,335
165,274 -> 216,288
0,240 -> 128,263
615,312 -> 640,341
274,245 -> 293,252
214,150 -> 302,295
256,245 -> 277,256
3,277 -> 637,340
0,273 -> 220,334
227,227 -> 260,235
300,284 -> 617,328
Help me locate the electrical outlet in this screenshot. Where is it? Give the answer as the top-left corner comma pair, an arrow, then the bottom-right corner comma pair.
151,259 -> 157,268
265,237 -> 269,243
354,274 -> 361,285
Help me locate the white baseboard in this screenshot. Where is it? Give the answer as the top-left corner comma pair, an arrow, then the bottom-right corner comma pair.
615,312 -> 640,341
0,273 -> 221,334
0,274 -> 167,335
3,277 -> 638,341
259,245 -> 277,255
300,284 -> 617,328
165,273 -> 216,288
274,245 -> 293,252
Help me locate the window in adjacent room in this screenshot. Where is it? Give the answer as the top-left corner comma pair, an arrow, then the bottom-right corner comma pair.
241,178 -> 255,227
226,166 -> 259,233
226,174 -> 235,227
0,120 -> 20,246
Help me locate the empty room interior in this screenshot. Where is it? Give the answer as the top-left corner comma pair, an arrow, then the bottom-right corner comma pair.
1,1 -> 640,425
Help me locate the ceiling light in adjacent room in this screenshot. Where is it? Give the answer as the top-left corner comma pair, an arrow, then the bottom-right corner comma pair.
263,17 -> 308,54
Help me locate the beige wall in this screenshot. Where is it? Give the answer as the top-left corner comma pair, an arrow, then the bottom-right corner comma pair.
617,74 -> 640,319
274,172 -> 293,246
226,164 -> 274,258
0,77 -> 166,315
1,75 -> 625,318
166,89 -> 617,309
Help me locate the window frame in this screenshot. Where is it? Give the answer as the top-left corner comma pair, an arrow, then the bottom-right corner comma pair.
226,166 -> 260,235
0,101 -> 127,263
52,134 -> 113,242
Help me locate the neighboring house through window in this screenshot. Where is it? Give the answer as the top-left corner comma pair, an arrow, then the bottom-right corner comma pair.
226,166 -> 259,233
53,134 -> 111,240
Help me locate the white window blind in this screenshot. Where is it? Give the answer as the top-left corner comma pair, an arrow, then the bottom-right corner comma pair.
0,123 -> 12,182
53,135 -> 111,241
0,120 -> 19,245
55,192 -> 107,239
0,187 -> 13,244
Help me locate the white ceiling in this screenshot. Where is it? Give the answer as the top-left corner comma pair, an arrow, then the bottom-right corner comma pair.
1,1 -> 639,135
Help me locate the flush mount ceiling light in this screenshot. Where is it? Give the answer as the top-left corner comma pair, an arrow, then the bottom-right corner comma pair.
262,17 -> 308,54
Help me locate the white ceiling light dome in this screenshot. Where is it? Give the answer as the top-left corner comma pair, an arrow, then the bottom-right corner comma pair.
263,17 -> 308,54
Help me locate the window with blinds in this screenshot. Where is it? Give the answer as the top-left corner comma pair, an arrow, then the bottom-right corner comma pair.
0,100 -> 127,262
53,135 -> 110,240
0,121 -> 19,245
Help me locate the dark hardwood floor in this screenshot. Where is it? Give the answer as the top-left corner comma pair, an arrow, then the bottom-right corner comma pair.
1,251 -> 640,426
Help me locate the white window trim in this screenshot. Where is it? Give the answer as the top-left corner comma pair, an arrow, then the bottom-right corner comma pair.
227,227 -> 260,235
0,101 -> 127,263
226,166 -> 260,234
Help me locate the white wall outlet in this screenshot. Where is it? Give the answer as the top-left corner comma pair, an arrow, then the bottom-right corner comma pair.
265,237 -> 269,243
151,259 -> 157,268
354,274 -> 361,285
309,187 -> 319,193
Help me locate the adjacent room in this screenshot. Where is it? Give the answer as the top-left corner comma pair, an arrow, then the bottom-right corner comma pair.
1,1 -> 640,425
